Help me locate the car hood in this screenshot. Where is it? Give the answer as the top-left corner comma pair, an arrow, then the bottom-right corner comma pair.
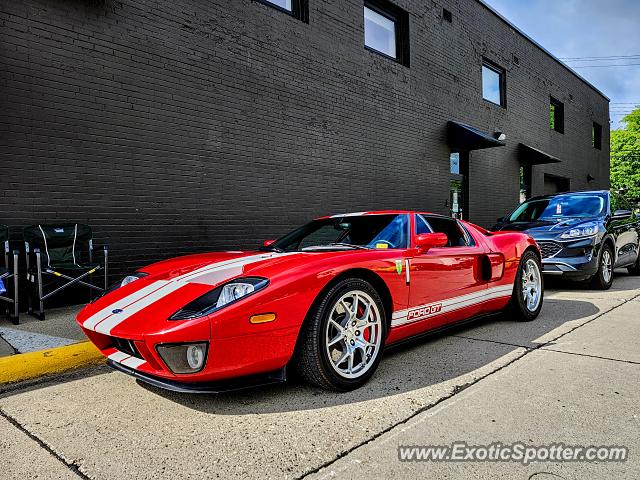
495,218 -> 598,238
76,249 -> 355,338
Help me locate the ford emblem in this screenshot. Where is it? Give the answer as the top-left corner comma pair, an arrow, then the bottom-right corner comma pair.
112,308 -> 124,314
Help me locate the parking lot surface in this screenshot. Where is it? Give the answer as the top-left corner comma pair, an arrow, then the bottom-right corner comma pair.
1,273 -> 638,479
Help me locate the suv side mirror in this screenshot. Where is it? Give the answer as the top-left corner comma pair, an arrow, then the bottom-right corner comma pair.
496,216 -> 505,223
415,233 -> 449,252
263,239 -> 276,247
612,209 -> 632,220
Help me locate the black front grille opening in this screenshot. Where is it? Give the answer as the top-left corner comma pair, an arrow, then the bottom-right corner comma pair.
110,336 -> 142,359
537,241 -> 562,259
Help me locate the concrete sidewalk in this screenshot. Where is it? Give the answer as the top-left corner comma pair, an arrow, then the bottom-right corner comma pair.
0,273 -> 638,480
0,305 -> 85,356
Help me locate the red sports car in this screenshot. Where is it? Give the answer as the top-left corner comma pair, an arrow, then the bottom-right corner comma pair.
77,211 -> 543,392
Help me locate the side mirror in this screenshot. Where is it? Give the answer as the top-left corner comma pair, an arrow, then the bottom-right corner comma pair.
612,209 -> 632,221
496,216 -> 505,223
263,239 -> 276,247
415,233 -> 449,252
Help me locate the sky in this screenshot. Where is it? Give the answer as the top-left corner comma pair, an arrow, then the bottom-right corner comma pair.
484,0 -> 640,130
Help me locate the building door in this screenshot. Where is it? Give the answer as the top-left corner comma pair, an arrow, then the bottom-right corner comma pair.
519,165 -> 532,203
543,174 -> 570,195
449,152 -> 469,219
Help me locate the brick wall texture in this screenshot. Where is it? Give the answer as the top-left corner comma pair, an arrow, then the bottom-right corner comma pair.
0,0 -> 610,277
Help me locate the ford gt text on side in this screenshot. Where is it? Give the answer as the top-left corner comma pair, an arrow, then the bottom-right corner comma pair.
77,212 -> 543,392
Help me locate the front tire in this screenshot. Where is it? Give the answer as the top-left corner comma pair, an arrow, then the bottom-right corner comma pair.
590,244 -> 614,290
508,250 -> 543,321
295,278 -> 387,391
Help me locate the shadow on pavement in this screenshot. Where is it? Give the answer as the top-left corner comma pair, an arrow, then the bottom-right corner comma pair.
138,298 -> 601,415
545,270 -> 638,294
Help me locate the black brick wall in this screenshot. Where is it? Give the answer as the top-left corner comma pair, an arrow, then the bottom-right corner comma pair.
0,0 -> 609,279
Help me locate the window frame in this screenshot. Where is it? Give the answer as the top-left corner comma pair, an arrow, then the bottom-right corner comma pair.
481,59 -> 506,108
257,0 -> 309,23
363,0 -> 410,67
549,96 -> 564,134
592,121 -> 602,150
421,215 -> 476,248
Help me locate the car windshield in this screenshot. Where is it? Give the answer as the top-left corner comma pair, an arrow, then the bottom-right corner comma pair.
264,214 -> 410,251
508,194 -> 607,222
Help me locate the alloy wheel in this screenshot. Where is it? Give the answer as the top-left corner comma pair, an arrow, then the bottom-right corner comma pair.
325,290 -> 383,379
601,249 -> 613,284
522,258 -> 542,312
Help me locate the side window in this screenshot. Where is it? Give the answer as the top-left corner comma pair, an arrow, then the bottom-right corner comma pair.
425,216 -> 474,247
415,215 -> 432,235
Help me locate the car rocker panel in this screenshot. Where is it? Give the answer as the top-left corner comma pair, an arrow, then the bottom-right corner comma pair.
77,211 -> 542,392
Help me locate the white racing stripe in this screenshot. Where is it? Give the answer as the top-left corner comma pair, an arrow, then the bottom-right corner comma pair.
392,284 -> 514,327
93,281 -> 186,334
121,356 -> 147,369
84,252 -> 301,335
107,351 -> 130,363
108,351 -> 147,370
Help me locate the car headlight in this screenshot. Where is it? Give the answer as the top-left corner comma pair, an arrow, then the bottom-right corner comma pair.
169,277 -> 269,320
156,342 -> 208,374
560,223 -> 600,239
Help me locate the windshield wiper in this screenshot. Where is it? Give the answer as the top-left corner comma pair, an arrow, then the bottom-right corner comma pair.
300,243 -> 371,251
327,242 -> 371,250
258,245 -> 285,253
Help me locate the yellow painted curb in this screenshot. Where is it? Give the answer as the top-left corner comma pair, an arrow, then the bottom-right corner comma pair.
0,341 -> 105,385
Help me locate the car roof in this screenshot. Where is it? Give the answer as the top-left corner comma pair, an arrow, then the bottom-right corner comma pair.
525,190 -> 609,202
316,210 -> 446,220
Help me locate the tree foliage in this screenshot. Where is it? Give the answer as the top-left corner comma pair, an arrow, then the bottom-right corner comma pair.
610,107 -> 640,203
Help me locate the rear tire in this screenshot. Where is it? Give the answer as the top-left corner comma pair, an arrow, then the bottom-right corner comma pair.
628,253 -> 640,276
590,244 -> 614,290
508,250 -> 543,322
295,278 -> 387,391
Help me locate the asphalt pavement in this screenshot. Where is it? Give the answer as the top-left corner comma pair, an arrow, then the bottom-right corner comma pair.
1,272 -> 638,480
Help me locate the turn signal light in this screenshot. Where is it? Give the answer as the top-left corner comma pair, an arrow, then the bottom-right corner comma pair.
250,313 -> 277,324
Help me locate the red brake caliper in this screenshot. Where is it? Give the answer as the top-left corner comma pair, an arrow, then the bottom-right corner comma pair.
358,305 -> 371,342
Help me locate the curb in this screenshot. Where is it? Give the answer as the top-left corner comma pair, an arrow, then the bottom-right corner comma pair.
0,341 -> 104,385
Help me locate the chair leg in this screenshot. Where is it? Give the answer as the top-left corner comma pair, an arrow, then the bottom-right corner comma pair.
36,250 -> 45,321
103,246 -> 109,290
11,250 -> 19,325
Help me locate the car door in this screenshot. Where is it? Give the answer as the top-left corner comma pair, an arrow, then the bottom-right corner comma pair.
609,193 -> 640,267
406,214 -> 487,330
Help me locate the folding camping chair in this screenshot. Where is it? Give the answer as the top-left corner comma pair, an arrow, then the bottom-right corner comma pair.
24,224 -> 108,320
0,224 -> 19,324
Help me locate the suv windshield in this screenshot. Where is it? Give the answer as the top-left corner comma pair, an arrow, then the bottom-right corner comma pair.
263,214 -> 409,251
508,194 -> 607,222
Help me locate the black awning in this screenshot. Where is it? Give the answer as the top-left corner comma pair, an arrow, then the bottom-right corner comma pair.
447,121 -> 506,151
519,143 -> 561,165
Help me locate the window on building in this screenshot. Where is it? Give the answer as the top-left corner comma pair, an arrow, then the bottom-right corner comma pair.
364,1 -> 410,67
482,60 -> 505,107
549,97 -> 564,133
592,122 -> 602,150
259,0 -> 308,22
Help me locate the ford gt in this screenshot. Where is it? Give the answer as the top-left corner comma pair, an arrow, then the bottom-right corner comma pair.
77,211 -> 543,392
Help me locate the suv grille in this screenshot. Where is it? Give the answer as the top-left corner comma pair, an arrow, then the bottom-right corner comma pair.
537,241 -> 562,259
110,337 -> 142,359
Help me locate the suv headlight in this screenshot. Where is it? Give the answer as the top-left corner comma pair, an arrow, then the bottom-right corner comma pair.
94,272 -> 148,301
121,273 -> 147,287
169,277 -> 269,320
560,222 -> 599,240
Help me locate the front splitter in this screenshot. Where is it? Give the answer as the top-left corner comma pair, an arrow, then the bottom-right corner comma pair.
107,359 -> 287,394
